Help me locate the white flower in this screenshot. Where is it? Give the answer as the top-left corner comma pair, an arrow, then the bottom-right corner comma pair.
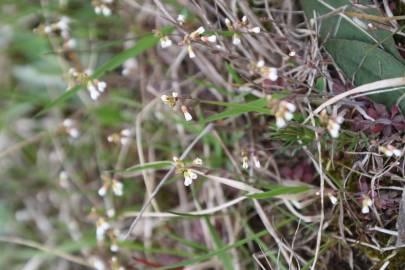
242,16 -> 248,24
183,169 -> 198,186
276,117 -> 286,128
379,145 -> 402,157
63,118 -> 80,138
248,26 -> 261,33
202,35 -> 217,43
187,45 -> 196,58
65,38 -> 76,49
256,60 -> 265,68
328,193 -> 338,205
361,196 -> 372,214
252,155 -> 261,168
87,80 -> 107,100
177,14 -> 186,25
89,257 -> 106,270
275,101 -> 296,128
96,218 -> 110,241
160,36 -> 172,48
122,58 -> 137,76
195,26 -> 205,35
110,244 -> 119,252
242,156 -> 249,169
267,67 -> 278,81
112,180 -> 123,196
98,185 -> 107,197
181,105 -> 192,121
161,92 -> 178,107
232,34 -> 241,45
192,158 -> 203,165
289,51 -> 296,57
106,208 -> 115,217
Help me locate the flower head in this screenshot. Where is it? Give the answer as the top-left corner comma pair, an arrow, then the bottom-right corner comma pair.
361,195 -> 373,214
379,145 -> 402,157
320,110 -> 344,138
173,156 -> 201,187
161,92 -> 178,108
98,175 -> 124,197
160,36 -> 173,48
274,100 -> 296,128
62,118 -> 80,138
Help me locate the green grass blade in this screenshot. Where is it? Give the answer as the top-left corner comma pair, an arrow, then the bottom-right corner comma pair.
247,185 -> 311,200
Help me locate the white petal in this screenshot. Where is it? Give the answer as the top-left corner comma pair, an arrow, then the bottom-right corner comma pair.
268,68 -> 278,81
242,16 -> 247,23
393,149 -> 402,157
276,117 -> 286,128
189,171 -> 198,179
98,186 -> 107,197
184,111 -> 193,121
188,45 -> 196,58
110,244 -> 119,252
102,6 -> 111,16
232,34 -> 241,45
207,35 -> 217,43
196,26 -> 205,34
256,60 -> 265,68
361,206 -> 369,214
285,102 -> 296,112
184,176 -> 192,186
192,158 -> 203,165
284,111 -> 293,121
112,181 -> 123,196
249,27 -> 261,33
328,126 -> 340,138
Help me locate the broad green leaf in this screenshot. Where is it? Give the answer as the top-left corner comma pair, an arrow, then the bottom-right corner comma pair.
247,185 -> 311,200
123,161 -> 172,173
325,39 -> 405,112
36,27 -> 173,116
300,0 -> 402,61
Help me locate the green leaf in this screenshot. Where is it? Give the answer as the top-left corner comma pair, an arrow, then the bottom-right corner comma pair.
36,27 -> 173,116
247,185 -> 311,200
203,98 -> 272,123
123,161 -> 172,173
300,0 -> 402,61
325,39 -> 405,112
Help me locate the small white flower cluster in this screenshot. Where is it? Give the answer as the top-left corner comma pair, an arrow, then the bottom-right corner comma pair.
379,145 -> 402,158
161,92 -> 194,122
173,156 -> 202,186
62,118 -> 80,138
320,110 -> 344,138
241,154 -> 261,170
98,176 -> 124,197
161,92 -> 178,108
93,0 -> 113,16
160,36 -> 173,48
44,16 -> 70,39
225,16 -> 261,46
40,16 -> 76,50
107,129 -> 131,145
361,195 -> 373,214
256,60 -> 278,81
87,79 -> 107,100
177,14 -> 186,25
275,100 -> 296,128
179,26 -> 217,58
69,68 -> 107,100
